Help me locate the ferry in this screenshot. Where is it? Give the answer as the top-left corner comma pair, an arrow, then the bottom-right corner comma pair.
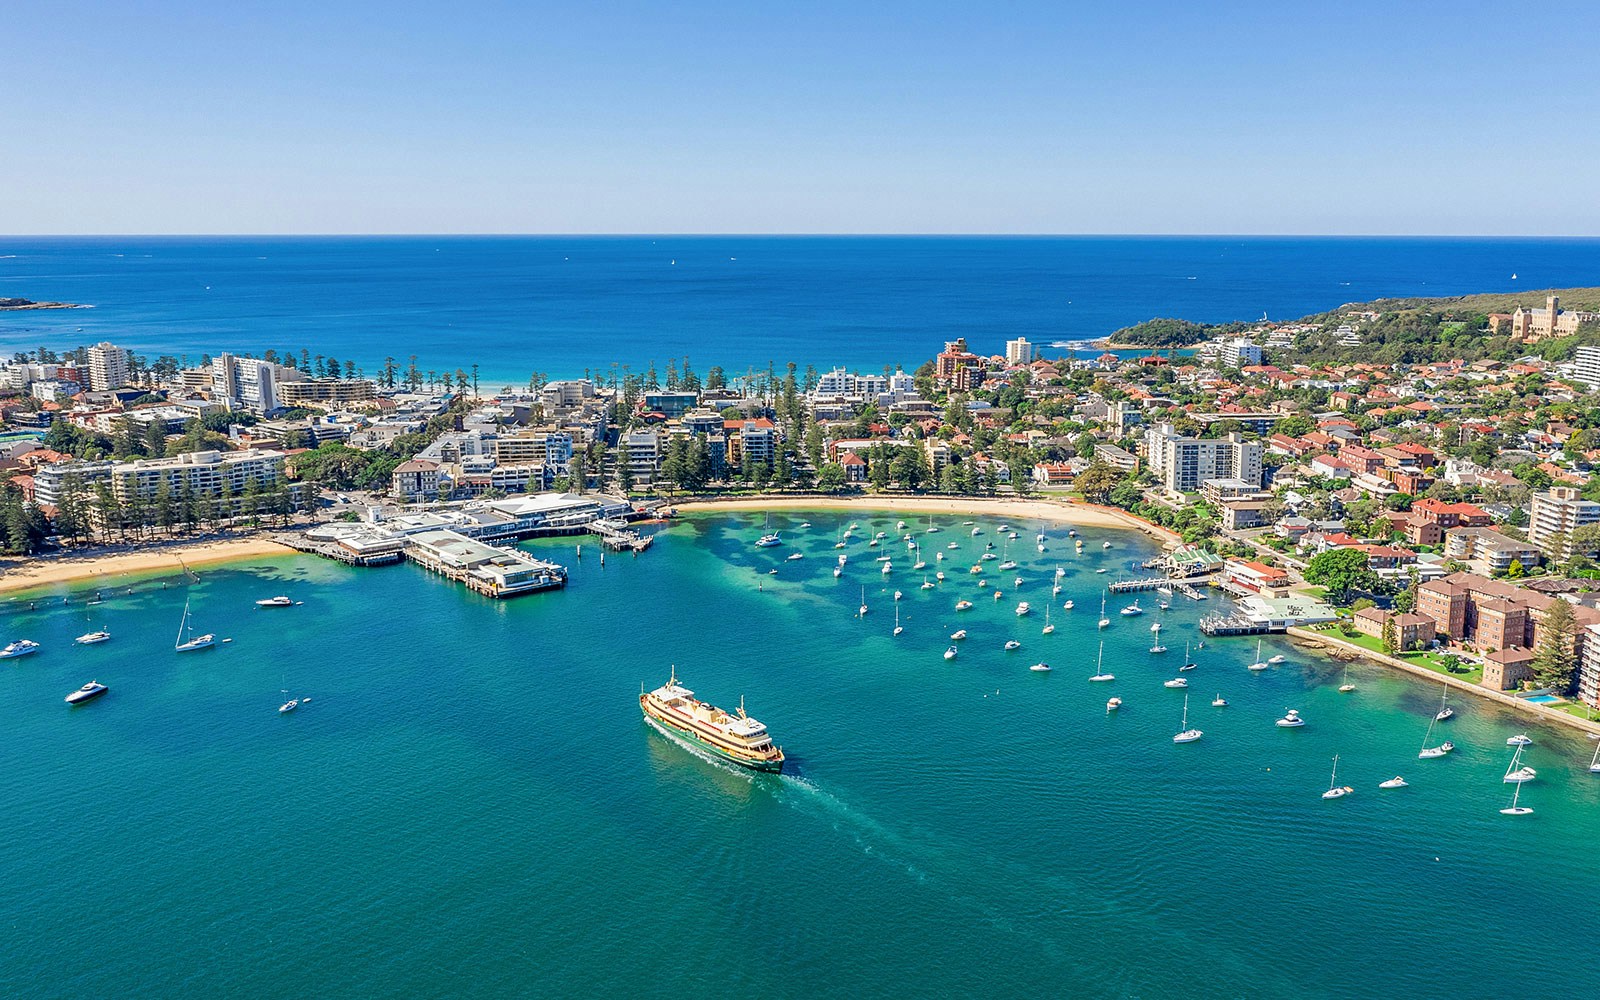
640,669 -> 785,773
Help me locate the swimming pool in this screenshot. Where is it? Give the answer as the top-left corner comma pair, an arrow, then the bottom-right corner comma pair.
1523,694 -> 1563,704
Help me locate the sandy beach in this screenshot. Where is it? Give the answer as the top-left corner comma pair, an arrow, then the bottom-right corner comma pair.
671,494 -> 1182,545
0,536 -> 295,597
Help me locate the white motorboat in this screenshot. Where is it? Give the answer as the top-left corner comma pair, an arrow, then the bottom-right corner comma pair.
1095,568 -> 1107,574
1106,697 -> 1121,711
1321,755 -> 1353,799
1120,601 -> 1143,617
1379,776 -> 1408,789
255,595 -> 295,608
1029,662 -> 1051,672
893,590 -> 903,601
955,600 -> 972,611
1102,541 -> 1111,549
799,522 -> 811,529
65,681 -> 108,705
1150,622 -> 1162,633
75,631 -> 112,645
1163,677 -> 1187,688
1063,599 -> 1075,610
1507,734 -> 1533,747
279,698 -> 300,714
1015,602 -> 1031,616
0,639 -> 41,659
921,579 -> 935,590
1276,709 -> 1305,728
1211,694 -> 1228,707
1089,641 -> 1114,682
944,646 -> 958,661
786,552 -> 803,561
1436,706 -> 1455,722
755,533 -> 782,548
937,572 -> 947,581
1158,601 -> 1170,611
1004,640 -> 1022,651
1173,694 -> 1202,743
881,562 -> 892,575
833,567 -> 842,578
951,629 -> 968,641
1267,654 -> 1287,664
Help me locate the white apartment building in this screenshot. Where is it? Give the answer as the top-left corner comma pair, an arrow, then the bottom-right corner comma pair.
1529,487 -> 1600,557
212,354 -> 303,414
109,448 -> 300,518
1220,338 -> 1263,368
32,461 -> 115,507
87,342 -> 131,391
1573,346 -> 1600,390
1143,423 -> 1263,494
1005,337 -> 1036,366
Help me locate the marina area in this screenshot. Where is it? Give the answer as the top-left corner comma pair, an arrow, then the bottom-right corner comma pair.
6,508 -> 1600,1000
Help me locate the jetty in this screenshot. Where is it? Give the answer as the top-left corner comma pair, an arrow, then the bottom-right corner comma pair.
1108,577 -> 1208,600
404,529 -> 567,599
590,518 -> 652,553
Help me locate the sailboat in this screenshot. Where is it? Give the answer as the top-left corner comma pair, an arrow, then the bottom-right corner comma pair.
1088,641 -> 1114,682
1321,754 -> 1353,799
1588,739 -> 1600,775
174,599 -> 215,652
1434,688 -> 1455,722
755,512 -> 781,548
1179,642 -> 1196,671
893,604 -> 903,637
858,586 -> 868,618
1500,781 -> 1533,816
1173,694 -> 1202,743
926,514 -> 938,534
1417,696 -> 1455,758
1338,665 -> 1356,693
1041,604 -> 1055,635
1503,745 -> 1537,784
1246,638 -> 1269,671
913,544 -> 927,571
75,599 -> 111,645
997,537 -> 1017,572
279,673 -> 299,714
1098,592 -> 1110,629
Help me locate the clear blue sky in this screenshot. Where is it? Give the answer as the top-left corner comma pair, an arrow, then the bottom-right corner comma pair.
7,1 -> 1598,235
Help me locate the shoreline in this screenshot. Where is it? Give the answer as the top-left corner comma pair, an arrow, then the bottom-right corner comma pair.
1285,626 -> 1600,738
670,494 -> 1183,546
0,536 -> 296,597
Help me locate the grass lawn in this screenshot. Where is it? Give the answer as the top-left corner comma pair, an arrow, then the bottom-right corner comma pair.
1552,701 -> 1598,721
1327,630 -> 1485,684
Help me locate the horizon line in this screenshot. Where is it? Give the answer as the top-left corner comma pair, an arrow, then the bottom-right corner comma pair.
4,232 -> 1600,241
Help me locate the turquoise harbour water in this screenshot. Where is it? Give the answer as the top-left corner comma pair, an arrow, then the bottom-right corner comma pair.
4,513 -> 1600,999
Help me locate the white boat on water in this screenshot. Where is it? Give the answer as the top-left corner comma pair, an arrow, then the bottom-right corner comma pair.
1276,709 -> 1305,728
1120,601 -> 1143,617
1503,745 -> 1537,784
1588,739 -> 1600,774
1379,776 -> 1408,789
0,639 -> 41,659
1015,602 -> 1031,616
857,586 -> 868,618
951,629 -> 968,641
1267,654 -> 1287,664
65,681 -> 108,705
1097,593 -> 1110,629
1501,781 -> 1533,816
1246,639 -> 1269,671
1004,640 -> 1022,651
893,605 -> 903,637
1102,541 -> 1111,549
1173,694 -> 1202,743
1156,586 -> 1172,597
1163,677 -> 1187,688
955,599 -> 972,611
787,552 -> 803,561
174,600 -> 215,652
1150,643 -> 1168,654
1338,665 -> 1356,693
1417,695 -> 1454,757
75,631 -> 112,645
1106,696 -> 1121,711
1321,755 -> 1353,799
1041,604 -> 1055,635
1030,662 -> 1051,672
255,595 -> 295,608
1089,641 -> 1114,682
1507,734 -> 1532,747
1211,694 -> 1228,707
1063,599 -> 1075,610
944,646 -> 958,661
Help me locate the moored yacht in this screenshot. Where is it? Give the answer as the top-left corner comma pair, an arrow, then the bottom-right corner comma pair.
640,668 -> 785,773
1120,601 -> 1143,617
1276,709 -> 1305,728
1163,677 -> 1187,688
944,645 -> 959,660
1004,639 -> 1021,651
255,596 -> 295,608
1321,755 -> 1353,799
0,639 -> 41,659
1088,641 -> 1114,682
75,630 -> 112,645
955,599 -> 972,611
65,680 -> 108,704
1379,776 -> 1408,789
1029,661 -> 1051,672
1015,602 -> 1031,616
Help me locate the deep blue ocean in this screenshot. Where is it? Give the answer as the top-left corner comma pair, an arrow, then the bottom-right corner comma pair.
4,236 -> 1600,381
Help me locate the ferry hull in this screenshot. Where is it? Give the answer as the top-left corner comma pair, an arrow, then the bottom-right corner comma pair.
642,705 -> 785,774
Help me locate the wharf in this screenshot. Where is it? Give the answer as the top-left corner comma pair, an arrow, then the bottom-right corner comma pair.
1108,577 -> 1208,600
404,529 -> 567,599
590,518 -> 653,553
273,533 -> 404,567
1200,614 -> 1277,637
